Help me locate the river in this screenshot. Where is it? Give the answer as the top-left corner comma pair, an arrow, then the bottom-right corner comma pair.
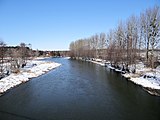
0,58 -> 160,120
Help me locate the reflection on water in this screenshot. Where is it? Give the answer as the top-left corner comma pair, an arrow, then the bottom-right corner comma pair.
0,58 -> 160,120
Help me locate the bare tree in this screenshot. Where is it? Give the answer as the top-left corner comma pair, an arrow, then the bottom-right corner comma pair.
0,40 -> 6,76
69,41 -> 76,59
140,8 -> 152,66
149,6 -> 160,68
115,22 -> 126,66
68,5 -> 159,71
140,6 -> 160,68
126,15 -> 139,66
99,33 -> 107,59
106,29 -> 115,64
18,42 -> 30,66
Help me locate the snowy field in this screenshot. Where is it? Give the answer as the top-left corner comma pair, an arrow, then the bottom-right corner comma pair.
0,60 -> 61,94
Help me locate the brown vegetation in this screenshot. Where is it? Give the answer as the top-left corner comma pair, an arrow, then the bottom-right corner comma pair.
69,6 -> 160,70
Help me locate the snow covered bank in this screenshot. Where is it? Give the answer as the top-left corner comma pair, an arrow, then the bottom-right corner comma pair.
34,56 -> 51,60
123,72 -> 160,89
119,62 -> 160,96
85,58 -> 160,96
63,57 -> 71,59
0,60 -> 61,95
90,60 -> 106,66
122,70 -> 160,96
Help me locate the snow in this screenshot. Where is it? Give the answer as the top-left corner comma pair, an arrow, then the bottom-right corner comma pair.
128,69 -> 160,90
91,60 -> 106,66
130,77 -> 160,90
95,58 -> 103,62
88,59 -> 160,93
34,57 -> 50,60
63,57 -> 71,59
121,63 -> 160,90
2,57 -> 159,96
0,60 -> 61,94
107,65 -> 115,70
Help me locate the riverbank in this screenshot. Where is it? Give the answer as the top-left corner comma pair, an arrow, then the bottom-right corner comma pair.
0,59 -> 61,95
81,58 -> 160,96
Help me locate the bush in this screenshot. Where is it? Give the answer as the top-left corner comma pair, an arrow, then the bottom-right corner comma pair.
12,69 -> 20,74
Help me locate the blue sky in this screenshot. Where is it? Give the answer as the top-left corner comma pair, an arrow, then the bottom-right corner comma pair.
0,0 -> 159,50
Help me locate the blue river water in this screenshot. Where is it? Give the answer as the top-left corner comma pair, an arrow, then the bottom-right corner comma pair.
0,58 -> 160,120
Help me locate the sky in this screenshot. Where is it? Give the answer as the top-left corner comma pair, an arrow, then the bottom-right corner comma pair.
0,0 -> 159,51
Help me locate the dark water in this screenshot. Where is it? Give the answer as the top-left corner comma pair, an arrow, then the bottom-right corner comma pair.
0,58 -> 160,120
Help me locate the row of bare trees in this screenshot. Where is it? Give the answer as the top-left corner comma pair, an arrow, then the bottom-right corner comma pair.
0,41 -> 32,76
69,6 -> 160,69
70,32 -> 107,59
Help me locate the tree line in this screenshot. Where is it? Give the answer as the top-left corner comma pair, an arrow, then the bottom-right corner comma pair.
0,40 -> 70,77
0,41 -> 33,75
69,6 -> 160,69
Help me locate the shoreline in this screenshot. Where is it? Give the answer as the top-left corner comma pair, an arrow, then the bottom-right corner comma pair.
0,58 -> 61,95
80,58 -> 160,96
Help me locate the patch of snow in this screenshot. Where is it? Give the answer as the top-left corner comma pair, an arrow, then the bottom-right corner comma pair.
91,60 -> 106,66
115,69 -> 122,72
34,57 -> 50,60
95,59 -> 103,62
91,60 -> 160,92
63,57 -> 70,59
107,65 -> 115,70
0,60 -> 61,94
130,77 -> 160,90
122,63 -> 160,90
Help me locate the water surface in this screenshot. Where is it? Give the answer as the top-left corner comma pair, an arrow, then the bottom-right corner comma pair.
0,58 -> 160,120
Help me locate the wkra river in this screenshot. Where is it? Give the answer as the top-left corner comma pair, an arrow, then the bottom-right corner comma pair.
0,58 -> 160,120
